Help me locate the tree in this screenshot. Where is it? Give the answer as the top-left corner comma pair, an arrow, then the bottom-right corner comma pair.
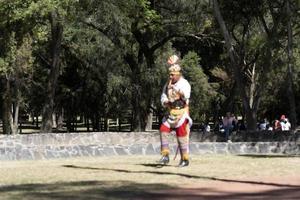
40,10 -> 64,133
38,1 -> 78,133
285,0 -> 297,129
212,0 -> 289,130
1,0 -> 299,134
181,51 -> 217,122
80,0 -> 212,131
0,1 -> 35,134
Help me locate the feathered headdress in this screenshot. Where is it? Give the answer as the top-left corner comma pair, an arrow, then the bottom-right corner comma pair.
167,55 -> 181,74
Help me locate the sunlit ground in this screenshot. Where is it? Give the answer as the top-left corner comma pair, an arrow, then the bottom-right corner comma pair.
0,155 -> 299,200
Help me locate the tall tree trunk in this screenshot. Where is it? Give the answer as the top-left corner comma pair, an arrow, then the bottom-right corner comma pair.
145,111 -> 153,131
66,116 -> 72,132
222,82 -> 238,113
124,53 -> 147,131
40,11 -> 63,133
57,108 -> 64,130
52,113 -> 57,129
145,103 -> 154,131
245,109 -> 257,131
130,24 -> 159,132
286,0 -> 297,129
104,117 -> 108,131
2,78 -> 13,134
85,114 -> 90,132
12,100 -> 20,134
35,114 -> 39,128
11,75 -> 21,135
31,113 -> 35,125
94,112 -> 100,131
131,86 -> 144,131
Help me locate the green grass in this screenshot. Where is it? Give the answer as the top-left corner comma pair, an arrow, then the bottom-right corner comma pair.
0,155 -> 299,200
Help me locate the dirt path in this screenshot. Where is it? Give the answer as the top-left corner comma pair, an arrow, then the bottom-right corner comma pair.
147,176 -> 300,200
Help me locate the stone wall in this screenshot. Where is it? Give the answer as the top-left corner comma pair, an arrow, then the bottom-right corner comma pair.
0,132 -> 299,161
192,130 -> 300,142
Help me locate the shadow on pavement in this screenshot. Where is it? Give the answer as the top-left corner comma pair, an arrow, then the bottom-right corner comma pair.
1,179 -> 300,200
63,164 -> 300,188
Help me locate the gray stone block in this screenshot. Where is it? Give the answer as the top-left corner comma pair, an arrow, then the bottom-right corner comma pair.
45,150 -> 56,159
115,146 -> 129,155
129,144 -> 144,155
283,143 -> 299,154
77,145 -> 90,156
70,146 -> 82,157
153,144 -> 161,154
5,147 -> 16,160
32,136 -> 42,146
258,143 -> 270,154
270,143 -> 283,153
92,147 -> 103,156
20,136 -> 31,145
6,141 -> 14,147
19,149 -> 33,160
58,150 -> 71,158
0,148 -> 5,155
189,143 -> 199,154
45,146 -> 52,151
15,143 -> 22,151
87,145 -> 99,156
244,143 -> 258,154
145,144 -> 155,155
32,150 -> 44,160
228,143 -> 241,154
101,146 -> 116,156
0,148 -> 7,160
197,143 -> 214,154
214,143 -> 228,154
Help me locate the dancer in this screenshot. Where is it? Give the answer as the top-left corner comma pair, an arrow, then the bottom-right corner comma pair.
158,55 -> 192,167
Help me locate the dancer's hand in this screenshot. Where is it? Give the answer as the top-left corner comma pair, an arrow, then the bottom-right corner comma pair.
163,101 -> 171,108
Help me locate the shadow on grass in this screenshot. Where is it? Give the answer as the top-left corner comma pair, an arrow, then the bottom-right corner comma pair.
238,154 -> 300,158
0,181 -> 173,200
1,180 -> 300,200
62,165 -> 300,188
139,163 -> 173,168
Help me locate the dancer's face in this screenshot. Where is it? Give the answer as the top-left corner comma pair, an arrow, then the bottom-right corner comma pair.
169,72 -> 181,84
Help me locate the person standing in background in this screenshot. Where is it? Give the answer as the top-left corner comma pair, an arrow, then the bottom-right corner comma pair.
222,112 -> 237,142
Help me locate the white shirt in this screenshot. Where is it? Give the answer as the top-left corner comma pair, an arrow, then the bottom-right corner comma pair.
205,124 -> 211,132
281,121 -> 291,131
286,122 -> 291,130
259,123 -> 267,130
161,77 -> 191,107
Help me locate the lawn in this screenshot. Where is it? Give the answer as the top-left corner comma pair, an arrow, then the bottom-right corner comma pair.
0,155 -> 299,200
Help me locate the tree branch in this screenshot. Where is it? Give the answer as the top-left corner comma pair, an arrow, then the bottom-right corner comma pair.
258,14 -> 270,36
36,52 -> 52,68
83,20 -> 123,49
150,34 -> 179,52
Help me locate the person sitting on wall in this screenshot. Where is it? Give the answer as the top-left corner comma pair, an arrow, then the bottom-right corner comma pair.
280,115 -> 291,131
274,119 -> 281,131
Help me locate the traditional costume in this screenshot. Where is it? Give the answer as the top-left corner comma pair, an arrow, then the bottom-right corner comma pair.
158,55 -> 192,167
